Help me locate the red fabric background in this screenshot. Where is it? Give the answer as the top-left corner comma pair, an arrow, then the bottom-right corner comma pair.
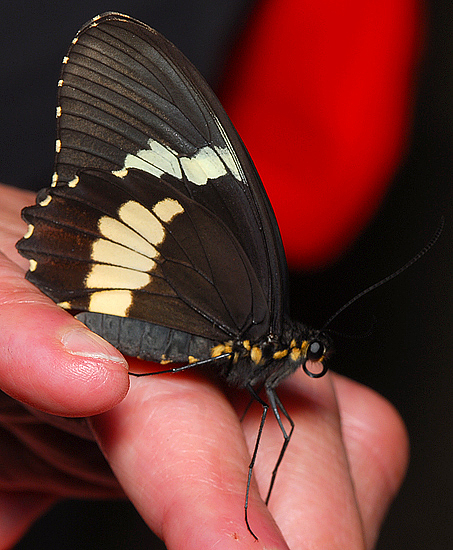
220,0 -> 423,269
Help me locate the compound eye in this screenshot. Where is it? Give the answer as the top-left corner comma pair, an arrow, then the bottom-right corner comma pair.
303,340 -> 328,378
307,340 -> 325,361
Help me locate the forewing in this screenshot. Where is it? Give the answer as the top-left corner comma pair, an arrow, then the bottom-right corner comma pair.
51,12 -> 288,336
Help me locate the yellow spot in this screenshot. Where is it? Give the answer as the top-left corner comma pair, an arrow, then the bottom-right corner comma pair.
300,341 -> 309,354
72,36 -> 78,45
85,264 -> 151,290
28,259 -> 37,272
62,56 -> 69,64
290,339 -> 297,348
242,340 -> 251,350
188,356 -> 198,364
233,352 -> 239,364
55,139 -> 61,153
118,201 -> 168,247
51,172 -> 58,187
56,106 -> 62,117
98,216 -> 158,259
152,198 -> 184,223
57,301 -> 72,309
290,347 -> 301,362
211,344 -> 225,358
39,195 -> 52,207
211,341 -> 233,358
160,355 -> 171,365
273,349 -> 289,360
91,239 -> 156,272
57,79 -> 64,87
88,290 -> 133,316
68,175 -> 79,188
112,168 -> 129,178
251,346 -> 262,365
23,224 -> 34,239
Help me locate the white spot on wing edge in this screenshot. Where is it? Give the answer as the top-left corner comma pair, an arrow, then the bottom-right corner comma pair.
55,139 -> 61,153
112,168 -> 129,178
62,56 -> 69,64
57,79 -> 64,87
68,175 -> 79,188
29,259 -> 37,272
23,224 -> 34,239
56,106 -> 62,118
51,172 -> 58,187
39,195 -> 52,207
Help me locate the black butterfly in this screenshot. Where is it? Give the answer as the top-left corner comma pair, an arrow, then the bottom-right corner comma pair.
16,12 -> 330,538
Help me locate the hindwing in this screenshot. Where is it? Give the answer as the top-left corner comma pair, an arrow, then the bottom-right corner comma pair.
19,169 -> 269,341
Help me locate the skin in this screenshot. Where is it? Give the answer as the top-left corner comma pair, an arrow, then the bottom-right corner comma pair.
0,182 -> 409,549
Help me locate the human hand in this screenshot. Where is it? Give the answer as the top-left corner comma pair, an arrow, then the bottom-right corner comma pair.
0,183 -> 130,548
0,183 -> 408,549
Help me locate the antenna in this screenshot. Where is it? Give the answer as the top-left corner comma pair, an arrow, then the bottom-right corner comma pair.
322,217 -> 444,330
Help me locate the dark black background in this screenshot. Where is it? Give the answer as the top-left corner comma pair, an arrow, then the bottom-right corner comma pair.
1,1 -> 451,548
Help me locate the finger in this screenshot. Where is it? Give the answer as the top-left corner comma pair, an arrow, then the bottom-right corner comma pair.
0,183 -> 35,266
242,372 -> 366,550
90,363 -> 291,550
0,253 -> 129,416
0,492 -> 56,550
0,420 -> 121,498
333,374 -> 409,549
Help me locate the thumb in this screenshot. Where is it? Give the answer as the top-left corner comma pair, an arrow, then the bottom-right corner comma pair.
0,185 -> 130,416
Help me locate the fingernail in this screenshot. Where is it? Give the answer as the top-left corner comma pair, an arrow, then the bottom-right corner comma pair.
61,327 -> 128,368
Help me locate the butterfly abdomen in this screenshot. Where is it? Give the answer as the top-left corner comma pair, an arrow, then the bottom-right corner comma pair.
76,312 -> 217,364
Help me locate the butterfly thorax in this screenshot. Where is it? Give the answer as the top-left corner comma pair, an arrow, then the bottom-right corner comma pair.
214,320 -> 330,389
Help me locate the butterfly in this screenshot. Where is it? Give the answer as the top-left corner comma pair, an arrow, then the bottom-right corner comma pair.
16,12 -> 330,538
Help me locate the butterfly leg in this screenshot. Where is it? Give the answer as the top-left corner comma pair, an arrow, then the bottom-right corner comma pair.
240,383 -> 264,422
129,353 -> 232,376
264,387 -> 294,505
244,383 -> 270,540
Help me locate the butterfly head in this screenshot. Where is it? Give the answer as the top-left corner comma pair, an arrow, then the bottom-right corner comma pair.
302,337 -> 329,378
284,323 -> 331,380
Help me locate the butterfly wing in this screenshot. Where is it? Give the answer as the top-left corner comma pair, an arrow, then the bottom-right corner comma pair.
17,12 -> 288,342
19,168 -> 270,342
